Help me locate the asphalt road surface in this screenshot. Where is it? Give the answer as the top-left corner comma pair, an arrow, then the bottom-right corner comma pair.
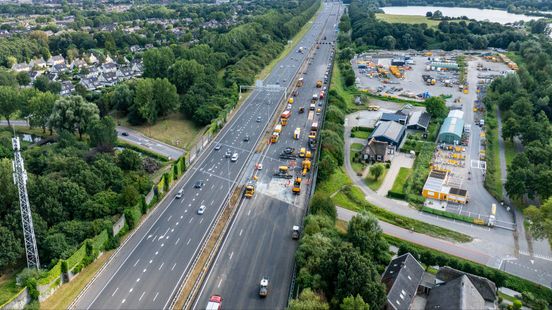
115,126 -> 185,160
194,3 -> 342,309
72,3 -> 331,310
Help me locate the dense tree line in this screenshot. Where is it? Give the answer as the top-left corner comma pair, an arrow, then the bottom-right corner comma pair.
480,38 -> 552,245
361,0 -> 552,13
348,0 -> 526,51
290,191 -> 388,309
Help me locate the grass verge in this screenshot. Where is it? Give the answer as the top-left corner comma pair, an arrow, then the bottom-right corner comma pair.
375,13 -> 444,27
484,107 -> 503,200
0,275 -> 21,306
504,140 -> 516,167
40,250 -> 114,310
116,113 -> 202,149
390,167 -> 412,194
330,62 -> 354,110
350,143 -> 365,174
364,166 -> 388,191
351,130 -> 371,139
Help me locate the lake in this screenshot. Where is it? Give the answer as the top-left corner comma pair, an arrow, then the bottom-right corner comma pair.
380,6 -> 540,24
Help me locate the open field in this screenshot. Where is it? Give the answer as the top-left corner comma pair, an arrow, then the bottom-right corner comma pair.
375,13 -> 443,27
390,167 -> 412,195
116,113 -> 202,149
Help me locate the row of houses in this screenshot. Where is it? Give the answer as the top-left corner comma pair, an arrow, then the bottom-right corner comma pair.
362,110 -> 431,162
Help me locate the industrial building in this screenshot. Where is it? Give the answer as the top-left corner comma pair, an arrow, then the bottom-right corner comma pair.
369,121 -> 406,147
406,111 -> 431,131
422,169 -> 468,204
438,110 -> 464,144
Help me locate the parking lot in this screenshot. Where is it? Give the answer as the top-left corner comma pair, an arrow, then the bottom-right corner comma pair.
351,50 -> 516,228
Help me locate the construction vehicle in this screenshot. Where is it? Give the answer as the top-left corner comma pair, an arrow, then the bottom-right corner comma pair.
292,177 -> 302,194
293,128 -> 301,140
297,77 -> 304,87
319,91 -> 325,100
389,65 -> 402,78
274,124 -> 282,133
316,80 -> 323,88
259,278 -> 269,297
311,94 -> 318,103
302,159 -> 311,176
244,181 -> 255,198
306,150 -> 312,158
292,225 -> 300,239
299,147 -> 306,158
271,132 -> 279,143
311,122 -> 319,132
308,131 -> 316,141
206,295 -> 223,310
280,147 -> 297,159
367,105 -> 380,111
274,166 -> 293,179
288,97 -> 294,104
281,117 -> 288,126
281,110 -> 291,120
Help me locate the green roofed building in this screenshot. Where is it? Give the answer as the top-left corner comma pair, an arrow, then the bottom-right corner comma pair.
438,110 -> 464,144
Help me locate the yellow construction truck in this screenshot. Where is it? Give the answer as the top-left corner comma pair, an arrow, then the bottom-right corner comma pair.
316,80 -> 322,88
292,177 -> 302,194
302,159 -> 311,176
244,181 -> 255,198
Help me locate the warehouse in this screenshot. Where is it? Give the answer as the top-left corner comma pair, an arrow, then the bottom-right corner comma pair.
422,169 -> 468,204
438,110 -> 464,144
369,121 -> 406,147
406,111 -> 431,131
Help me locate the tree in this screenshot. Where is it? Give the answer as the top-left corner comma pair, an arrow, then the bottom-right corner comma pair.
426,11 -> 433,17
340,295 -> 370,310
88,116 -> 117,149
49,95 -> 99,138
310,192 -> 337,221
16,71 -> 31,86
524,197 -> 552,242
28,91 -> 57,133
502,117 -> 519,141
33,75 -> 61,93
433,10 -> 443,19
131,78 -> 178,124
347,212 -> 389,265
42,232 -> 73,264
0,85 -> 20,126
110,83 -> 134,112
168,59 -> 205,94
118,149 -> 142,171
424,97 -> 448,120
143,47 -> 175,79
380,35 -> 396,50
0,226 -> 23,270
288,289 -> 329,310
369,164 -> 384,181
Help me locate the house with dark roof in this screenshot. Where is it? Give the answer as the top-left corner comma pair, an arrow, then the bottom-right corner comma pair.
407,111 -> 431,131
382,253 -> 425,310
60,81 -> 75,96
362,138 -> 389,163
382,254 -> 498,310
381,112 -> 408,125
369,121 -> 406,147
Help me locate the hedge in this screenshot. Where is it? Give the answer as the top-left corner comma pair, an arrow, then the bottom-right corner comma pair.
386,236 -> 552,306
387,190 -> 406,199
116,141 -> 169,162
421,206 -> 482,225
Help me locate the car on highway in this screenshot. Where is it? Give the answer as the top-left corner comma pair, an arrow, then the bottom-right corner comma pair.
121,132 -> 129,136
231,153 -> 239,162
256,116 -> 262,122
225,150 -> 232,158
214,144 -> 221,151
206,295 -> 223,310
197,205 -> 206,215
316,108 -> 321,115
176,188 -> 183,199
243,135 -> 250,142
194,180 -> 205,188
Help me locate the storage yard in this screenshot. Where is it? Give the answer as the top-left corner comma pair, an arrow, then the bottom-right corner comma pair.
351,50 -> 517,229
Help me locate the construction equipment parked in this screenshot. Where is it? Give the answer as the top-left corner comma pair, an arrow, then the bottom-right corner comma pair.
299,147 -> 306,158
316,80 -> 322,88
288,97 -> 294,104
259,278 -> 269,297
274,166 -> 293,179
271,132 -> 279,143
292,226 -> 300,239
302,159 -> 311,176
292,177 -> 302,194
293,128 -> 301,140
280,147 -> 297,159
274,124 -> 282,133
297,78 -> 304,87
244,181 -> 255,198
367,105 -> 380,111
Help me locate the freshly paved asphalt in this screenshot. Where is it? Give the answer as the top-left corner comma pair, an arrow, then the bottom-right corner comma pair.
72,2 -> 334,309
194,3 -> 342,309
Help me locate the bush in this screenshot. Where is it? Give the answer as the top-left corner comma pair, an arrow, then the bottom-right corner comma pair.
123,206 -> 141,230
61,260 -> 68,274
387,191 -> 406,199
310,192 -> 337,221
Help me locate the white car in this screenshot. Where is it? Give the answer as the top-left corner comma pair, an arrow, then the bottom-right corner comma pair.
197,205 -> 206,215
231,153 -> 239,162
176,188 -> 183,199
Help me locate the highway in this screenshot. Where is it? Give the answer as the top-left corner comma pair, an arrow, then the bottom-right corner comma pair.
194,3 -> 342,309
115,127 -> 185,160
71,3 -> 332,309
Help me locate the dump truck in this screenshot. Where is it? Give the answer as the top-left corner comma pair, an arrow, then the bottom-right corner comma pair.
389,65 -> 402,78
302,159 -> 311,176
311,122 -> 319,132
367,105 -> 380,111
293,128 -> 301,140
244,181 -> 255,198
316,80 -> 323,88
271,132 -> 279,143
259,278 -> 269,297
206,295 -> 223,310
299,147 -> 306,158
274,166 -> 293,179
274,124 -> 282,133
280,147 -> 297,159
292,226 -> 300,239
306,150 -> 312,158
292,177 -> 302,194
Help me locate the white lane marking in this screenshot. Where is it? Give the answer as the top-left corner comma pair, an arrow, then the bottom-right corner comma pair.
129,288 -> 133,293
184,209 -> 188,213
211,200 -> 215,205
112,287 -> 119,297
121,299 -> 126,304
161,243 -> 164,247
155,251 -> 158,255
139,292 -> 145,301
211,184 -> 215,189
218,279 -> 223,288
153,292 -> 159,302
239,229 -> 243,236
175,238 -> 180,245
143,268 -> 147,273
229,252 -> 234,260
200,218 -> 203,224
172,263 -> 177,271
188,203 -> 191,207
171,228 -> 174,232
133,259 -> 140,267
187,238 -> 191,245
147,235 -> 152,240
159,262 -> 164,270
189,218 -> 193,223
136,278 -> 140,282
176,221 -> 179,226
247,209 -> 251,216
167,215 -> 172,222
180,215 -> 183,219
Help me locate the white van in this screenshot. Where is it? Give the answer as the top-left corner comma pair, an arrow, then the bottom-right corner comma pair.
176,188 -> 183,199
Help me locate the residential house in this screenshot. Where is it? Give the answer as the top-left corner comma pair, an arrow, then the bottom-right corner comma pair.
80,77 -> 101,91
47,55 -> 65,67
28,70 -> 41,81
11,62 -> 31,72
116,66 -> 134,80
101,62 -> 118,73
50,63 -> 68,74
369,121 -> 406,147
104,55 -> 115,64
60,81 -> 75,96
361,137 -> 390,163
382,253 -> 498,310
87,54 -> 99,65
70,58 -> 88,70
130,45 -> 142,53
85,66 -> 99,78
145,44 -> 154,49
98,71 -> 118,87
29,57 -> 46,70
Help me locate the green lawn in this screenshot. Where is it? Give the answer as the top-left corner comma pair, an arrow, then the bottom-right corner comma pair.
351,130 -> 371,139
504,140 -> 516,167
364,166 -> 389,191
350,143 -> 365,174
391,167 -> 412,194
375,13 -> 455,28
0,276 -> 22,306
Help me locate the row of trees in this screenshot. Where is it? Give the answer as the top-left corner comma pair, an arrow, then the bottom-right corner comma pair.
348,0 -> 527,51
362,0 -> 552,12
290,191 -> 389,309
